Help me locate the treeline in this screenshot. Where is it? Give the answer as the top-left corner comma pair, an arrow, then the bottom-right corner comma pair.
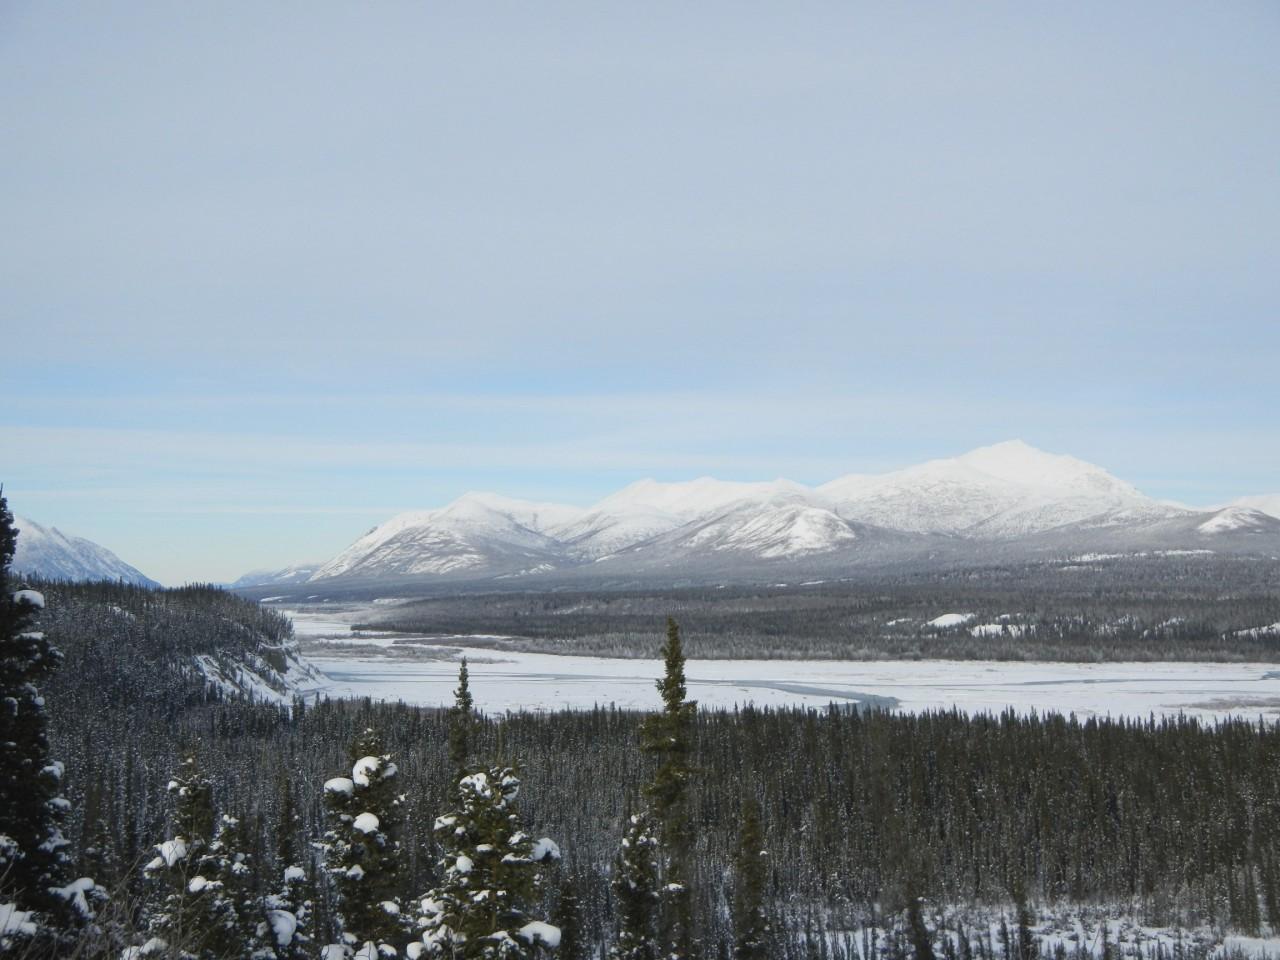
350,556 -> 1280,661
52,697 -> 1280,939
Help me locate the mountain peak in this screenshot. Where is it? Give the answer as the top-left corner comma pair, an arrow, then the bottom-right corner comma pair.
12,516 -> 158,587
953,440 -> 1136,495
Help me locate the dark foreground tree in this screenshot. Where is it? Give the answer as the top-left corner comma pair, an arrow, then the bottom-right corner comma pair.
449,658 -> 476,777
553,874 -> 586,960
640,618 -> 697,958
0,490 -> 78,945
732,796 -> 770,960
610,811 -> 660,960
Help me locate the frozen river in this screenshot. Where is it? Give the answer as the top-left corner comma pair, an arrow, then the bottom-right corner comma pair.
285,609 -> 1280,720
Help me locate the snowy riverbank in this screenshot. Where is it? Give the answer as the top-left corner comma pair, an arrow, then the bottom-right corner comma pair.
285,608 -> 1280,719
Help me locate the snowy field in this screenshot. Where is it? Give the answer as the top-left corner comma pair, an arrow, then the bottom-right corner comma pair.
285,609 -> 1280,720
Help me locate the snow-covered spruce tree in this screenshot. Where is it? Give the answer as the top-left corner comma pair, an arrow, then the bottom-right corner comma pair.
262,859 -> 316,959
609,811 -> 660,960
732,796 -> 770,960
415,765 -> 561,958
261,774 -> 316,958
321,727 -> 408,956
0,489 -> 83,942
639,617 -> 697,958
143,754 -> 238,958
204,811 -> 262,954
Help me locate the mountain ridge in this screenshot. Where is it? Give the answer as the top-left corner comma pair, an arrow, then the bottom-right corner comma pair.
233,441 -> 1280,588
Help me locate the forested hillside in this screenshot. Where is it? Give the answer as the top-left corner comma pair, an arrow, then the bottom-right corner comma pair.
33,578 -> 320,713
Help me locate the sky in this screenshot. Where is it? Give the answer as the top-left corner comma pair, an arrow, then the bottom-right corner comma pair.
1,1 -> 1277,585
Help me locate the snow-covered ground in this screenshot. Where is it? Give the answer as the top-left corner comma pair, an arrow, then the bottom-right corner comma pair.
288,610 -> 1280,719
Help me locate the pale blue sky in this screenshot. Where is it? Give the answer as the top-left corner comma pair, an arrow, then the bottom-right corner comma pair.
1,1 -> 1277,584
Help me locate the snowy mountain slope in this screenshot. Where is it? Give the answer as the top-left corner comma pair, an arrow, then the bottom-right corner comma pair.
1230,494 -> 1280,521
309,493 -> 570,581
552,505 -> 686,560
550,477 -> 808,558
590,476 -> 808,518
230,561 -> 326,589
1197,506 -> 1277,535
239,441 -> 1280,589
1019,505 -> 1280,556
610,494 -> 859,561
819,440 -> 1179,538
12,515 -> 159,587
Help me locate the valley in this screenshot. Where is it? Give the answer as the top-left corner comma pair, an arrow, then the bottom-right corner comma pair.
287,606 -> 1280,720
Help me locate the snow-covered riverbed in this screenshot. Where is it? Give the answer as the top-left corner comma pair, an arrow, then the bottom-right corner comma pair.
285,609 -> 1280,720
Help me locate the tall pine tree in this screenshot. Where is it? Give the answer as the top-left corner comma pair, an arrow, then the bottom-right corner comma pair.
449,658 -> 475,777
639,618 -> 697,959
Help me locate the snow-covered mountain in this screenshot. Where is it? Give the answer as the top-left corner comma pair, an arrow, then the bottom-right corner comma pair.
551,477 -> 806,559
1229,494 -> 1280,521
1196,506 -> 1277,536
233,441 -> 1280,589
309,493 -> 572,582
819,440 -> 1174,537
12,516 -> 159,587
230,561 -> 327,590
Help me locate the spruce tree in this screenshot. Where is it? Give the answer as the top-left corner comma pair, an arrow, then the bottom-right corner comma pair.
263,859 -> 317,959
610,811 -> 661,960
263,772 -> 317,957
906,894 -> 935,960
321,727 -> 408,955
449,658 -> 476,777
552,874 -> 585,960
732,797 -> 770,960
143,755 -> 239,958
639,617 -> 697,958
80,772 -> 122,896
0,490 -> 73,928
416,764 -> 561,958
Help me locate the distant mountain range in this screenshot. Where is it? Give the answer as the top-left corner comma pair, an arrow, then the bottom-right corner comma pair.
234,440 -> 1280,590
13,515 -> 159,587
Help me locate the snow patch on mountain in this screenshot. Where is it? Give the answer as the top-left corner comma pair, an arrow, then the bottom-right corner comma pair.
928,613 -> 976,628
